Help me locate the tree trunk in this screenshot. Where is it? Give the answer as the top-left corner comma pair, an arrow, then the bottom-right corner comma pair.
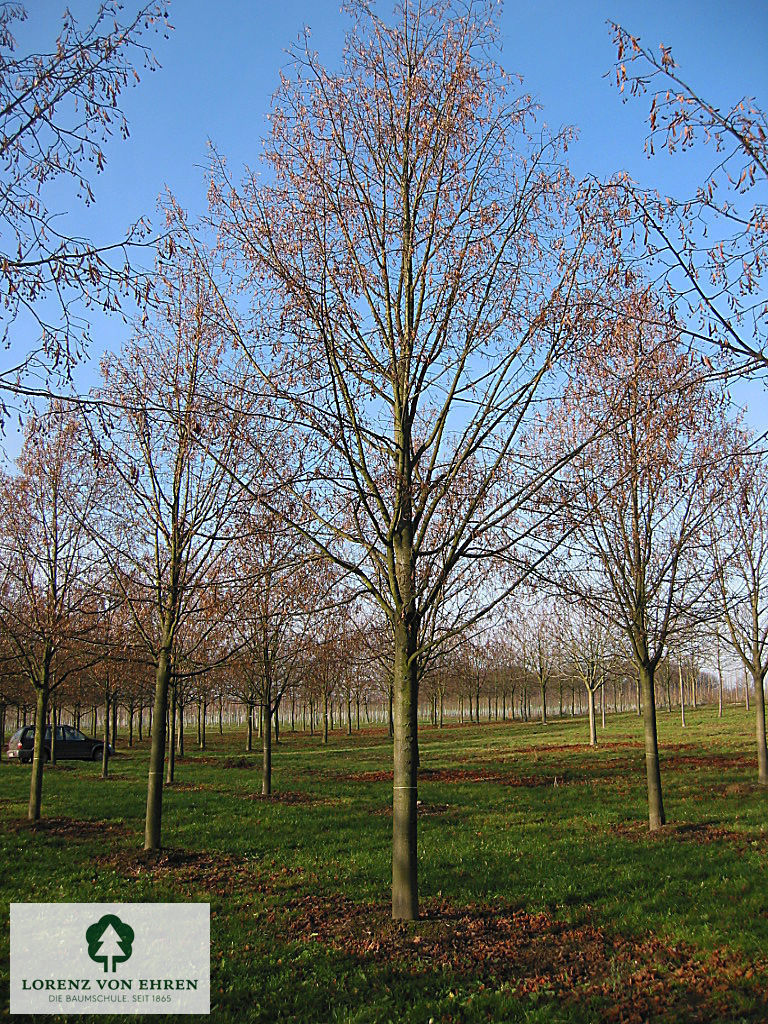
639,662 -> 665,830
540,680 -> 547,725
50,703 -> 57,765
392,619 -> 419,921
262,702 -> 272,796
323,691 -> 329,744
28,684 -> 49,822
679,662 -> 686,728
753,667 -> 768,786
166,684 -> 177,784
177,700 -> 184,758
144,642 -> 171,851
102,692 -> 110,780
587,687 -> 597,746
111,699 -> 118,750
247,704 -> 253,751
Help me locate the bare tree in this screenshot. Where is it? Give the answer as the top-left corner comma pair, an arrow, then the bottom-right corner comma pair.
0,406 -> 102,819
711,440 -> 768,784
565,606 -> 611,746
549,290 -> 728,829
88,253 -> 244,850
204,0 -> 609,920
0,2 -> 171,418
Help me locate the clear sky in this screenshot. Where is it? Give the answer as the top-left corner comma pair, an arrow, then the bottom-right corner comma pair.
3,0 -> 767,456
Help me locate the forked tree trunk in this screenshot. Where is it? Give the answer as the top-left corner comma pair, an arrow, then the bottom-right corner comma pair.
639,662 -> 665,830
145,641 -> 172,851
392,619 -> 419,921
28,684 -> 49,822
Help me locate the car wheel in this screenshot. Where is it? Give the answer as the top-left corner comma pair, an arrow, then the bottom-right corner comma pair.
91,746 -> 103,761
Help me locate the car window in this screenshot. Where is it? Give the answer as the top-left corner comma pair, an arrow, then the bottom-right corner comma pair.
9,728 -> 24,743
63,726 -> 86,742
72,729 -> 87,741
54,726 -> 65,741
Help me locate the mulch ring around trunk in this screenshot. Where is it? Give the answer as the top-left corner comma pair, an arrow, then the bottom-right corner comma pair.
338,768 -> 563,787
95,847 -> 314,897
8,817 -> 130,840
282,893 -> 768,1023
244,790 -> 342,806
590,819 -> 768,852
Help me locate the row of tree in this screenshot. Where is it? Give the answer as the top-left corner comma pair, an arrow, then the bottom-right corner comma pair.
0,1 -> 765,921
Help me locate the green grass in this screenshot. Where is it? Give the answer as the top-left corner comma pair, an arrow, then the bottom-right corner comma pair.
1,706 -> 767,1022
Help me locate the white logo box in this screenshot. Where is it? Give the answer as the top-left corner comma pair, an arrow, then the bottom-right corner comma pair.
10,903 -> 210,1015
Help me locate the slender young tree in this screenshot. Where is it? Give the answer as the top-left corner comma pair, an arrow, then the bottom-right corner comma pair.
0,408 -> 102,819
566,607 -> 610,746
549,290 -> 728,830
89,253 -> 244,851
711,442 -> 768,785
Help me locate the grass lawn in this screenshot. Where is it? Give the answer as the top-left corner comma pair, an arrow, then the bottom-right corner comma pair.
1,705 -> 767,1022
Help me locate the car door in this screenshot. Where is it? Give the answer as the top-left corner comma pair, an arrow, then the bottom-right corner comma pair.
62,726 -> 87,759
54,725 -> 73,759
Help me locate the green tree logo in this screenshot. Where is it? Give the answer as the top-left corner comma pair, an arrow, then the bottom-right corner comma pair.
86,914 -> 135,973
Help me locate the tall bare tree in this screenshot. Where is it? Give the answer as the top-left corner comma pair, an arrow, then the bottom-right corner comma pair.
205,0 -> 609,919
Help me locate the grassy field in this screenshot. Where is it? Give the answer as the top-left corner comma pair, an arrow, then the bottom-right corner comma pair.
1,706 -> 767,1023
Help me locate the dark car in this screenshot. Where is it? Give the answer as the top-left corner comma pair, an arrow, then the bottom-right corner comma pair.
7,725 -> 111,763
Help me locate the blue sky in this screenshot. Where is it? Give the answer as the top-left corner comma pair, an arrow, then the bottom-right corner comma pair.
3,0 -> 767,456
